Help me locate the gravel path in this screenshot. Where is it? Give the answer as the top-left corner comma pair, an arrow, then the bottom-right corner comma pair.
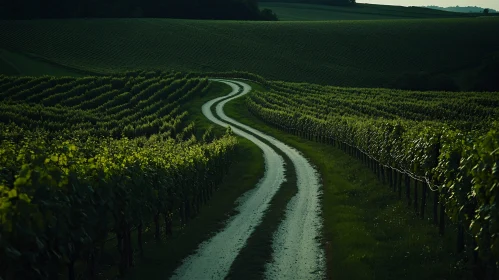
215,81 -> 325,280
171,79 -> 325,280
170,80 -> 285,280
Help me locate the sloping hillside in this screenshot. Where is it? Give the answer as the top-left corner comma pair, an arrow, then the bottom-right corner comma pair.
260,2 -> 468,21
0,17 -> 498,90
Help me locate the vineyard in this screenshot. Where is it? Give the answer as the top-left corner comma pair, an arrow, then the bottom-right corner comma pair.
1,0 -> 498,277
246,80 -> 499,276
1,69 -> 499,279
0,72 -> 239,279
1,18 -> 498,90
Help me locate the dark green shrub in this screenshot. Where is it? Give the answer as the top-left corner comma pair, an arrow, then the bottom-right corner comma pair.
260,8 -> 278,21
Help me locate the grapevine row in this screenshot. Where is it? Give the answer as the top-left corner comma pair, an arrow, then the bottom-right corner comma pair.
246,81 -> 499,274
0,73 -> 208,139
0,130 -> 237,279
0,71 -> 239,279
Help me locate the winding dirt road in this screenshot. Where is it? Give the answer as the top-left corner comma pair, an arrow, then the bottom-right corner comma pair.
171,80 -> 325,280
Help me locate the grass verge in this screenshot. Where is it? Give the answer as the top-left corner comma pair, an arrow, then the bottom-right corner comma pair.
123,81 -> 265,279
223,81 -> 468,280
124,138 -> 264,279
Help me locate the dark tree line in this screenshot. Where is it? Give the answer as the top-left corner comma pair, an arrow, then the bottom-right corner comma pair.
0,0 -> 278,20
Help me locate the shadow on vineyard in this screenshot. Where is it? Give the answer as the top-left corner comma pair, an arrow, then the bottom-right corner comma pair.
1,0 -> 499,279
0,72 -> 266,279
1,71 -> 499,279
222,80 -> 466,280
1,17 -> 499,91
234,77 -> 499,279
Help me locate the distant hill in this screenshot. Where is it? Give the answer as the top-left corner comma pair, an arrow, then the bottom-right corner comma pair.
259,0 -> 354,5
425,6 -> 497,13
1,17 -> 498,91
259,2 -> 470,21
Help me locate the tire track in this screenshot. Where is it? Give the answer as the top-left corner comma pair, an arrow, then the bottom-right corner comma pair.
170,80 -> 285,280
171,79 -> 325,280
213,80 -> 326,280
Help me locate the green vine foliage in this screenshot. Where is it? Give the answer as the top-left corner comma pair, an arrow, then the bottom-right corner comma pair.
246,80 -> 499,269
0,72 -> 238,279
0,129 -> 237,279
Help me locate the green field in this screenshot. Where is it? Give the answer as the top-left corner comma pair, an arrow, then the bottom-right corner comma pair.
1,17 -> 498,89
260,2 -> 468,21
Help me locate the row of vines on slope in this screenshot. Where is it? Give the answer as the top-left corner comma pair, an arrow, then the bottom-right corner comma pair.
0,72 -> 239,280
0,71 -> 209,139
246,80 -> 499,278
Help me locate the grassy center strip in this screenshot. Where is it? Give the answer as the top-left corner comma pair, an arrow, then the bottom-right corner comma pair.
208,91 -> 299,280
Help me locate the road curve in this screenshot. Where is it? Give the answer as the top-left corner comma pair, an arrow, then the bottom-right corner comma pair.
170,80 -> 286,280
214,80 -> 326,280
171,79 -> 325,280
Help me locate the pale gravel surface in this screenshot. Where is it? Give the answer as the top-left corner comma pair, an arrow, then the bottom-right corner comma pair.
215,81 -> 326,280
170,80 -> 285,280
171,80 -> 325,280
